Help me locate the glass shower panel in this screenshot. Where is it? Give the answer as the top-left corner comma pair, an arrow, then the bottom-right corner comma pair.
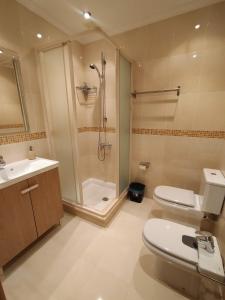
73,39 -> 117,212
42,46 -> 77,203
119,55 -> 131,194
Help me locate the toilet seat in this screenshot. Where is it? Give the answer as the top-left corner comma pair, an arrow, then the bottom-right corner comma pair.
143,218 -> 198,271
154,186 -> 195,207
153,186 -> 203,217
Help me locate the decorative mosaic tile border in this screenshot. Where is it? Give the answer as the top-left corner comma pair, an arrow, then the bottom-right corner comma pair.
0,131 -> 47,145
1,128 -> 222,145
78,127 -> 225,138
0,124 -> 24,129
132,128 -> 225,139
78,127 -> 116,133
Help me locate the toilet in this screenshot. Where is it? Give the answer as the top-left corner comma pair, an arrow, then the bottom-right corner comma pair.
143,218 -> 225,282
153,168 -> 225,218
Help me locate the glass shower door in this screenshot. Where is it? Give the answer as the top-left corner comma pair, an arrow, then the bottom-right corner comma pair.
40,45 -> 79,204
119,54 -> 131,194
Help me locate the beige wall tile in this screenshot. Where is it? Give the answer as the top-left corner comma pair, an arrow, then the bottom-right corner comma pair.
78,132 -> 116,184
168,53 -> 201,94
193,92 -> 225,131
0,138 -> 49,163
168,6 -> 209,56
134,57 -> 171,91
132,134 -> 224,197
198,46 -> 225,92
115,1 -> 225,132
166,93 -> 197,130
204,2 -> 225,51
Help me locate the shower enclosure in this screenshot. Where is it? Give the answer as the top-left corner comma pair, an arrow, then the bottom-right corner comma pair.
39,38 -> 131,224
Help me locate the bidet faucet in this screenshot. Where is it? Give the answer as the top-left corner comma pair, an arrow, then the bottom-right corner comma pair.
195,230 -> 215,254
0,155 -> 6,169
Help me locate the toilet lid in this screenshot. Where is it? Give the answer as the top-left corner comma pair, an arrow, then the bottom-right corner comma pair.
143,218 -> 198,265
154,186 -> 195,207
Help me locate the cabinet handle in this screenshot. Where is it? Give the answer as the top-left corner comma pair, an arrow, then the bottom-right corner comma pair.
21,184 -> 39,195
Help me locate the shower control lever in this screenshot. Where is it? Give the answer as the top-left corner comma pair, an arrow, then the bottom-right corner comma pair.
100,143 -> 112,149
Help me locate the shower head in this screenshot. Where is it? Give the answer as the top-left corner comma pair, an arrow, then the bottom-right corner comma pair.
89,63 -> 101,79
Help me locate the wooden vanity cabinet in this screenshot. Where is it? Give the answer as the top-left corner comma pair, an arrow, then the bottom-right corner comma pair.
0,168 -> 63,267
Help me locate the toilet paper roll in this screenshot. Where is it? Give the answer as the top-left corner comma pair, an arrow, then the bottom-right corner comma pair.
139,164 -> 147,171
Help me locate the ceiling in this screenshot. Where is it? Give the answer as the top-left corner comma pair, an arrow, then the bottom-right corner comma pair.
17,0 -> 223,39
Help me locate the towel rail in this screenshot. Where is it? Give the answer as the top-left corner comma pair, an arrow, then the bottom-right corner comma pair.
131,85 -> 180,98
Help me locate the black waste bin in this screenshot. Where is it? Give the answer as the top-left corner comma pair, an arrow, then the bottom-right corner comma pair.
128,182 -> 145,203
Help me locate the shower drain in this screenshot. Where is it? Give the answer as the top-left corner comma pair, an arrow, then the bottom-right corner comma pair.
102,197 -> 109,201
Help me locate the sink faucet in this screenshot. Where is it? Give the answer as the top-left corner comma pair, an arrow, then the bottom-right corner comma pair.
195,230 -> 215,254
0,155 -> 6,169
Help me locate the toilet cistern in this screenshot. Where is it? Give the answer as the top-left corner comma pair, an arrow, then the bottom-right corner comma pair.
199,168 -> 225,215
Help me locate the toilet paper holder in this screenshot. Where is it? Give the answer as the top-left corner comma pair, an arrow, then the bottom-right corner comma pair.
139,161 -> 150,170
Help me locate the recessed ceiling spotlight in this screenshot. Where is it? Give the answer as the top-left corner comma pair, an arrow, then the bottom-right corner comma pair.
83,11 -> 91,19
36,33 -> 43,39
195,24 -> 200,29
0,50 -> 3,54
192,53 -> 197,58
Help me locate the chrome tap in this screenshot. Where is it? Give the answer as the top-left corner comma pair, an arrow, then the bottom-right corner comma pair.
195,230 -> 215,254
0,155 -> 6,169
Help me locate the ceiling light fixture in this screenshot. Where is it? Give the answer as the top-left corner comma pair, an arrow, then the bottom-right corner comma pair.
0,50 -> 3,54
195,24 -> 200,29
36,33 -> 43,39
83,11 -> 91,19
192,53 -> 197,58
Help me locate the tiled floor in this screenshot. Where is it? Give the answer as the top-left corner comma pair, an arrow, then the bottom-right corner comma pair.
82,178 -> 116,211
2,198 -> 193,300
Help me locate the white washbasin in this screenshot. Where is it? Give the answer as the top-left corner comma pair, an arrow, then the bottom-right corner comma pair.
0,157 -> 59,189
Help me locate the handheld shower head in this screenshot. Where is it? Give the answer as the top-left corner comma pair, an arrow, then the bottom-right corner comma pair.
89,64 -> 101,79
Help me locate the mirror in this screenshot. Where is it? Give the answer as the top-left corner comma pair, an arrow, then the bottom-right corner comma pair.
0,48 -> 29,134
